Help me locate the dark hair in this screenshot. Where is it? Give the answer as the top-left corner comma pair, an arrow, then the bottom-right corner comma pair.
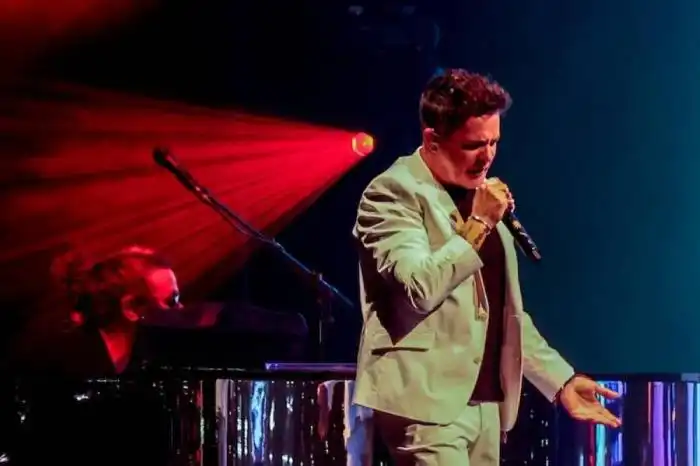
419,68 -> 512,139
51,246 -> 171,328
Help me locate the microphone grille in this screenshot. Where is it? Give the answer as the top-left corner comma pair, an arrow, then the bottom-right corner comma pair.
153,146 -> 170,165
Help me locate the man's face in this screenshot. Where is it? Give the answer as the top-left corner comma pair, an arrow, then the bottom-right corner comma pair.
426,113 -> 501,189
144,268 -> 182,311
118,267 -> 182,324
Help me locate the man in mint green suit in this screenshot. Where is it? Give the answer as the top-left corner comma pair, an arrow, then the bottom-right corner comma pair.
352,69 -> 621,466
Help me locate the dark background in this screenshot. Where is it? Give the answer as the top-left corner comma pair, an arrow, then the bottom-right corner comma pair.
4,0 -> 700,373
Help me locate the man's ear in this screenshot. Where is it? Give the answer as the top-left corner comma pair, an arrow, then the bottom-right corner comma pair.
120,294 -> 140,322
422,127 -> 439,152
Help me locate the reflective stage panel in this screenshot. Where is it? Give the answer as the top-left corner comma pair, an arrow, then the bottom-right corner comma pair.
557,376 -> 700,466
216,378 -> 347,466
7,365 -> 361,466
9,370 -> 700,465
213,363 -> 370,466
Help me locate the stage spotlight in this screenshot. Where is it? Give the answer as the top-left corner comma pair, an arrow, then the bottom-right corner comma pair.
352,132 -> 375,156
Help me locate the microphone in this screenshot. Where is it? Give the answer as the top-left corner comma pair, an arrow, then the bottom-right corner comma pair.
153,147 -> 205,195
503,209 -> 541,262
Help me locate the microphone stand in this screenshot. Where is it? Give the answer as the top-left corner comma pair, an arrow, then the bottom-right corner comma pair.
157,151 -> 354,361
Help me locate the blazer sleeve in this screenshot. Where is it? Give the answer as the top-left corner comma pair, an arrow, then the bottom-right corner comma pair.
354,175 -> 483,313
521,312 -> 575,401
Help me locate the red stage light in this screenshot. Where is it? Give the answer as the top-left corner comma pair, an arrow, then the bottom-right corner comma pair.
352,132 -> 375,156
0,82 -> 363,315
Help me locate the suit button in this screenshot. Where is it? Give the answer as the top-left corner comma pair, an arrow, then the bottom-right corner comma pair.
473,356 -> 482,364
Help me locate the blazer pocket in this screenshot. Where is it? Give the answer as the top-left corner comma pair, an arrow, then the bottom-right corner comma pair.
370,330 -> 435,355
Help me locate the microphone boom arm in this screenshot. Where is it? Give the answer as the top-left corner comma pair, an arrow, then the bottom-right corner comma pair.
154,148 -> 354,359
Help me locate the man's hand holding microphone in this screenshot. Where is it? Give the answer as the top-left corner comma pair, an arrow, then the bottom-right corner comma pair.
458,178 -> 513,250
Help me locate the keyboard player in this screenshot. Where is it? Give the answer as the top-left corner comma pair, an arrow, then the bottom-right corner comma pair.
7,245 -> 183,466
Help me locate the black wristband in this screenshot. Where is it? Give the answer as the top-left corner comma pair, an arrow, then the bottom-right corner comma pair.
554,373 -> 579,403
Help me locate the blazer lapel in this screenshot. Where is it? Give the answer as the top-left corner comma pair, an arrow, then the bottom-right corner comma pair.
403,150 -> 461,224
404,149 -> 498,318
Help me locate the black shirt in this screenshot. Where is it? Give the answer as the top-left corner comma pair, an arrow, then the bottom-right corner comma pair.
445,186 -> 506,402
